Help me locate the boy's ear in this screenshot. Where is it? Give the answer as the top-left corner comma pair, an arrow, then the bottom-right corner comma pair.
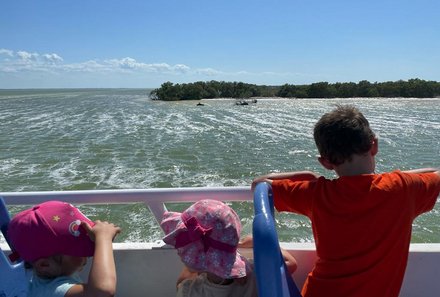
318,156 -> 334,170
371,138 -> 378,156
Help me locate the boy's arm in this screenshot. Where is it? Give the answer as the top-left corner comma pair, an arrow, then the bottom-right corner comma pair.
66,221 -> 121,297
402,168 -> 440,176
252,171 -> 319,190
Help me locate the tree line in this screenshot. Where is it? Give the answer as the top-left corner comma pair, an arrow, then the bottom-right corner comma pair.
150,79 -> 440,101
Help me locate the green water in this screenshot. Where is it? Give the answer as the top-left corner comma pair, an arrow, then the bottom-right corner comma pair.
1,89 -> 439,243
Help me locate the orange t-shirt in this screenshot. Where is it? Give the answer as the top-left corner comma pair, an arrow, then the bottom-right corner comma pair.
272,171 -> 440,297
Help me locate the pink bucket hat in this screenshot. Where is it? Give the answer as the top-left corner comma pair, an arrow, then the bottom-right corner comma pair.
161,199 -> 247,279
7,201 -> 95,262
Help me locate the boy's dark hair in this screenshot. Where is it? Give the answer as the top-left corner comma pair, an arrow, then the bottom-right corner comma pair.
313,105 -> 376,165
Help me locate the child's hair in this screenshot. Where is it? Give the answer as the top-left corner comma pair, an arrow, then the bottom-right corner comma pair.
160,199 -> 247,279
7,201 -> 95,263
313,105 -> 376,165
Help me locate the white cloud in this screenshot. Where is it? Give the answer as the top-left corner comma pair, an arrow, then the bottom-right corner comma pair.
42,53 -> 64,63
0,49 -> 14,56
0,49 -> 213,76
0,49 -> 278,80
106,57 -> 144,70
195,68 -> 222,76
16,51 -> 39,62
0,48 -> 228,80
62,60 -> 110,73
103,58 -> 194,74
148,63 -> 174,72
173,64 -> 191,73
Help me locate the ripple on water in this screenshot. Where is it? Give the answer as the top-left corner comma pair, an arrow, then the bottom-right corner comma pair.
1,91 -> 439,242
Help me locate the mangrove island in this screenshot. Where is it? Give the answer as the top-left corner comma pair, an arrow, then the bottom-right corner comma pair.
150,79 -> 440,101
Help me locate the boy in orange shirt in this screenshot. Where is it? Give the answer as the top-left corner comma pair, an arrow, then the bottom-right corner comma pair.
252,105 -> 440,297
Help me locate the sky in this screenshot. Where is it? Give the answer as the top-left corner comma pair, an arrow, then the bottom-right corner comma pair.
1,0 -> 439,88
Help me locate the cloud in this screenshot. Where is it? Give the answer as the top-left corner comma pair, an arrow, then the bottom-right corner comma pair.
194,68 -> 221,76
62,60 -> 111,73
104,58 -> 192,74
16,51 -> 39,62
2,50 -> 183,75
106,57 -> 145,70
0,49 -> 223,77
0,49 -> 14,56
0,48 -> 303,85
173,64 -> 191,73
42,53 -> 64,63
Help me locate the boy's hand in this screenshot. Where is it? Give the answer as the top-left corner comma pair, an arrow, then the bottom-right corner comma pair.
251,176 -> 273,191
81,220 -> 121,242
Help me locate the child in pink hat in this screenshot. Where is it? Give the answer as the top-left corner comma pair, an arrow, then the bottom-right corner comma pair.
7,200 -> 121,297
161,199 -> 297,297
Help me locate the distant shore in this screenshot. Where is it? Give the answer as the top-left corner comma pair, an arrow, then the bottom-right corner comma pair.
150,79 -> 440,101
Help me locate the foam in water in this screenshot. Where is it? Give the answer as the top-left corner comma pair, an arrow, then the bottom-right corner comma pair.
0,90 -> 439,242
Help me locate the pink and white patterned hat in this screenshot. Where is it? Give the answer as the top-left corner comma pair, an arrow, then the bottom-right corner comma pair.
160,199 -> 247,279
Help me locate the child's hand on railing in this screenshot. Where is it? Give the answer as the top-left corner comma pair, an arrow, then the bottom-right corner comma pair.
238,235 -> 254,248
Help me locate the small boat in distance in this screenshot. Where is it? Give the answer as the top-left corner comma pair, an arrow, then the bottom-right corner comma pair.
235,100 -> 249,105
235,99 -> 258,105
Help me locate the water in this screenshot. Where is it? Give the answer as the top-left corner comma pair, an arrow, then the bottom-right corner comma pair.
1,89 -> 439,243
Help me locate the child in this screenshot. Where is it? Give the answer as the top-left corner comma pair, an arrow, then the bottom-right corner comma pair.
161,199 -> 297,297
7,200 -> 121,297
252,105 -> 440,297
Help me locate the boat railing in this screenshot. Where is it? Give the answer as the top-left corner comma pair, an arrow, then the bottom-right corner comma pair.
1,188 -> 440,297
0,186 -> 251,226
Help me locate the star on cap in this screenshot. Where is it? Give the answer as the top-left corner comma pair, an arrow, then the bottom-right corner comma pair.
53,215 -> 61,222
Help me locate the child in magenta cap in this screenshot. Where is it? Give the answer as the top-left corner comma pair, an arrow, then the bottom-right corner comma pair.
7,200 -> 121,297
160,199 -> 297,297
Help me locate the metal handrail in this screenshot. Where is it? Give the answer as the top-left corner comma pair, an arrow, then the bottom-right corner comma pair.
0,186 -> 251,226
253,182 -> 302,297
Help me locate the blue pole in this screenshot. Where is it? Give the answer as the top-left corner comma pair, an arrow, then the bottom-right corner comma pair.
252,182 -> 302,297
0,197 -> 11,245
